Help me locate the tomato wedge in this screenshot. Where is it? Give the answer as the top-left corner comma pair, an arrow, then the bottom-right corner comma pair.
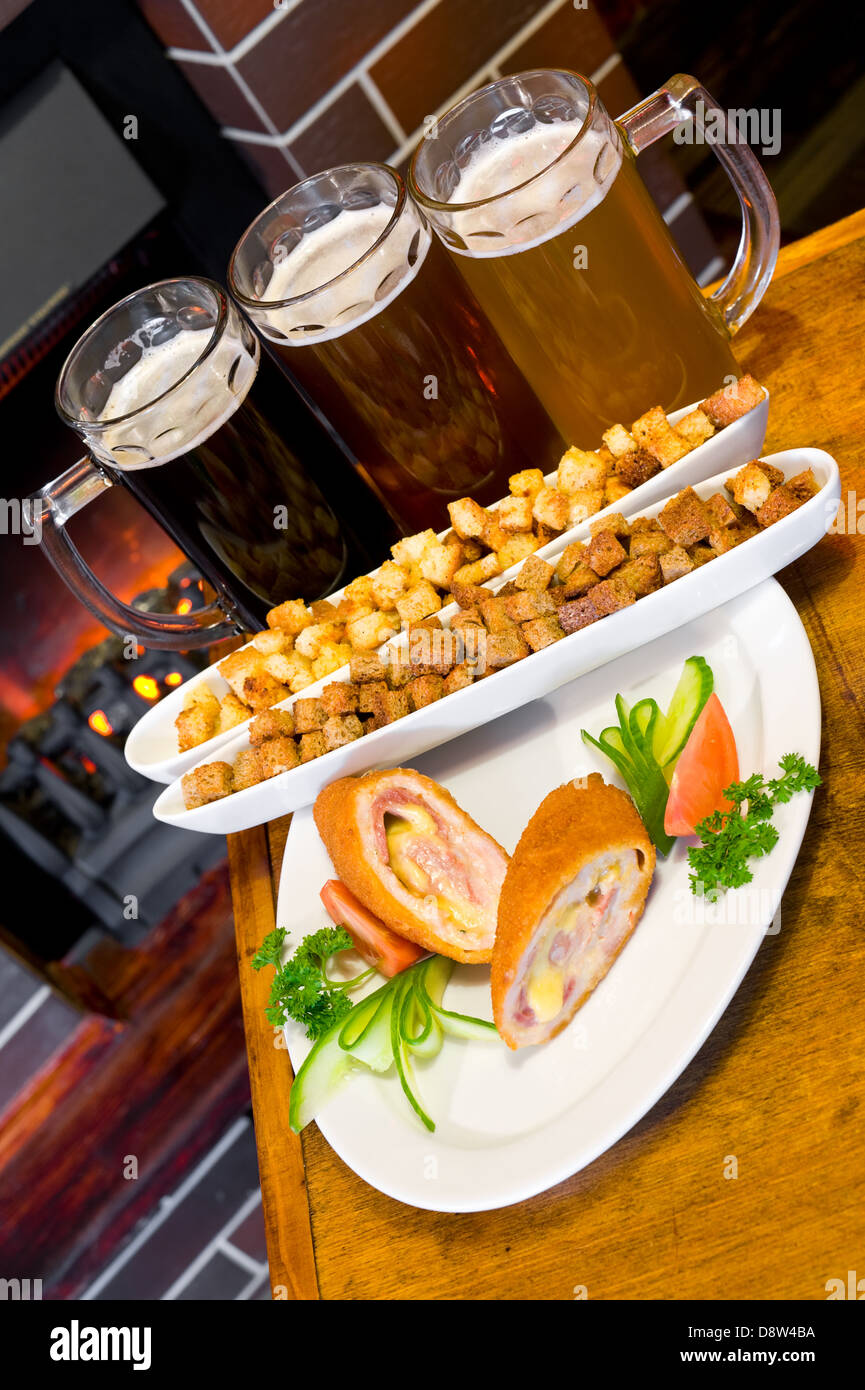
319,880 -> 427,977
663,693 -> 739,837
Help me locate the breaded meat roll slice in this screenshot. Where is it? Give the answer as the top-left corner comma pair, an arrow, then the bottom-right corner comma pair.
492,774 -> 655,1048
314,768 -> 509,964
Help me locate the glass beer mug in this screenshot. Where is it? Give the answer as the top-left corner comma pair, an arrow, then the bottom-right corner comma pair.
38,277 -> 392,648
409,70 -> 779,445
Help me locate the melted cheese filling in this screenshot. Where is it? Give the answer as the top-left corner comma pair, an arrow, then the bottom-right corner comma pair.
525,866 -> 620,1023
384,809 -> 484,937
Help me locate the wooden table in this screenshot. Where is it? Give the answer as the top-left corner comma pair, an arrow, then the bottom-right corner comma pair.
228,209 -> 865,1301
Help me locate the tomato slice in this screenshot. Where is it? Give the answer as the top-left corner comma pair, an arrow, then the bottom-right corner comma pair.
319,880 -> 427,978
663,693 -> 739,837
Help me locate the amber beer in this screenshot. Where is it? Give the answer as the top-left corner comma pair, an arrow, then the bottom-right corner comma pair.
229,166 -> 563,533
410,77 -> 741,446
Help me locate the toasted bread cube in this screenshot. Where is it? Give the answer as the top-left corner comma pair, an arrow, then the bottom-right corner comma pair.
478,595 -> 516,633
248,708 -> 296,745
349,651 -> 388,684
704,492 -> 738,529
786,469 -> 819,502
312,643 -> 353,681
675,408 -> 715,448
560,562 -> 601,598
264,650 -> 315,694
602,423 -> 636,458
217,692 -> 251,733
567,489 -> 605,526
632,405 -> 690,467
371,559 -> 410,610
294,621 -> 344,659
218,646 -> 266,700
515,554 -> 554,592
451,605 -> 483,630
558,595 -> 600,634
700,373 -> 764,427
233,748 -> 264,792
322,713 -> 364,750
395,580 -> 442,626
380,689 -> 410,725
585,530 -> 628,577
408,626 -> 459,677
590,511 -> 630,540
756,461 -> 786,488
521,615 -> 565,651
346,610 -> 400,651
658,487 -> 712,546
613,448 -> 662,490
451,581 -> 488,609
293,697 -> 327,734
242,672 -> 291,712
298,732 -> 326,764
587,576 -> 636,616
659,545 -> 695,583
357,680 -> 388,715
497,533 -> 540,571
453,554 -> 501,587
617,553 -> 662,596
443,662 -> 475,696
629,516 -> 663,534
447,497 -> 490,542
604,476 -> 633,505
457,625 -> 486,665
385,648 -> 413,688
267,599 -> 312,635
459,538 -> 485,563
175,702 -> 218,752
756,485 -> 800,527
629,529 -> 672,556
181,761 -> 234,809
707,525 -> 741,555
484,630 -> 529,669
686,544 -> 716,568
258,735 -> 300,777
342,574 -> 377,610
251,629 -> 290,656
182,682 -> 219,714
555,541 -> 588,582
391,530 -> 436,570
309,598 -> 337,621
728,462 -> 772,515
419,536 -> 463,590
406,673 -> 444,710
532,486 -> 569,532
502,590 -> 546,624
509,468 -> 545,498
497,494 -> 534,533
557,447 -> 607,494
320,681 -> 359,716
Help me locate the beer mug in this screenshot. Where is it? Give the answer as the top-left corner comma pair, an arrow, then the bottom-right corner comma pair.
409,71 -> 779,445
39,277 -> 394,648
228,163 -> 564,533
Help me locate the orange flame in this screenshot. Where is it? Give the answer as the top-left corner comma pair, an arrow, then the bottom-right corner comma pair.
88,709 -> 113,736
176,597 -> 193,615
132,675 -> 160,701
164,672 -> 183,687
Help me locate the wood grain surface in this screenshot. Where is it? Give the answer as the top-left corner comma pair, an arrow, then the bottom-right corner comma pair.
228,211 -> 865,1301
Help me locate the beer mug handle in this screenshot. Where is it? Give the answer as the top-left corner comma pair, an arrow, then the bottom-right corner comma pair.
617,74 -> 780,333
36,456 -> 241,650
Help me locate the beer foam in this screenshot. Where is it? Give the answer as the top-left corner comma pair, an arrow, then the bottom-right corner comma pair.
259,203 -> 430,345
446,122 -> 622,256
96,328 -> 256,469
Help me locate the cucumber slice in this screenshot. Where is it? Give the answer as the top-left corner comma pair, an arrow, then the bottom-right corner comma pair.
430,1005 -> 498,1041
348,994 -> 396,1072
289,1016 -> 357,1134
653,656 -> 714,768
390,976 -> 435,1131
399,982 -> 443,1059
417,954 -> 453,1009
630,698 -> 660,751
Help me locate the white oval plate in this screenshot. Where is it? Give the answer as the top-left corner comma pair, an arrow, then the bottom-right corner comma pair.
275,576 -> 820,1211
129,390 -> 768,784
153,443 -> 836,833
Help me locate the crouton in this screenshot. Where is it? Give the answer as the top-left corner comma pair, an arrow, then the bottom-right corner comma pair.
756,485 -> 801,528
357,681 -> 388,715
628,529 -> 672,557
219,646 -> 266,701
378,689 -> 410,725
700,373 -> 764,427
566,490 -> 605,526
395,580 -> 442,626
602,423 -> 636,458
385,649 -> 413,688
497,494 -> 534,533
251,629 -> 289,656
704,492 -> 739,529
298,732 -> 327,763
617,553 -> 662,596
786,469 -> 819,502
175,702 -> 218,752
266,599 -> 312,635
345,610 -> 400,651
532,486 -> 569,532
496,533 -> 540,570
406,673 -> 444,710
675,408 -> 715,448
508,468 -> 545,498
419,536 -> 464,590
604,477 -> 633,505
589,511 -> 630,540
293,697 -> 327,734
443,662 -> 475,696
613,448 -> 662,490
460,538 -> 485,562
558,595 -> 600,634
264,650 -> 315,693
408,626 -> 459,676
233,748 -> 264,791
391,530 -> 436,569
217,692 -> 251,733
658,487 -> 712,546
587,576 -> 636,616
452,554 -> 501,587
181,761 -> 234,810
585,530 -> 628,577
451,581 -> 489,609
294,621 -> 344,659
555,541 -> 588,582
241,672 -> 290,712
450,608 -> 484,639
309,599 -> 338,622
484,630 -> 530,669
501,590 -> 549,624
312,643 -> 353,681
321,681 -> 359,716
322,714 -> 364,750
659,546 -> 695,583
479,595 -> 516,633
341,575 -> 377,612
686,544 -> 716,568
557,447 -> 607,494
707,526 -> 741,555
248,708 -> 296,745
521,615 -> 565,651
349,651 -> 388,685
515,554 -> 554,592
560,562 -> 601,598
258,735 -> 301,777
728,461 -> 773,515
372,559 -> 410,610
447,497 -> 490,542
631,405 -> 689,467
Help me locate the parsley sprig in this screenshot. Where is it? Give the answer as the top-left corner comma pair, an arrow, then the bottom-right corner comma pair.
688,753 -> 821,897
252,926 -> 374,1038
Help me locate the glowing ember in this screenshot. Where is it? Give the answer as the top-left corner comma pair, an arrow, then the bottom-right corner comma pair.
81,756 -> 98,775
164,672 -> 183,687
132,675 -> 160,701
176,598 -> 193,615
88,709 -> 113,736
